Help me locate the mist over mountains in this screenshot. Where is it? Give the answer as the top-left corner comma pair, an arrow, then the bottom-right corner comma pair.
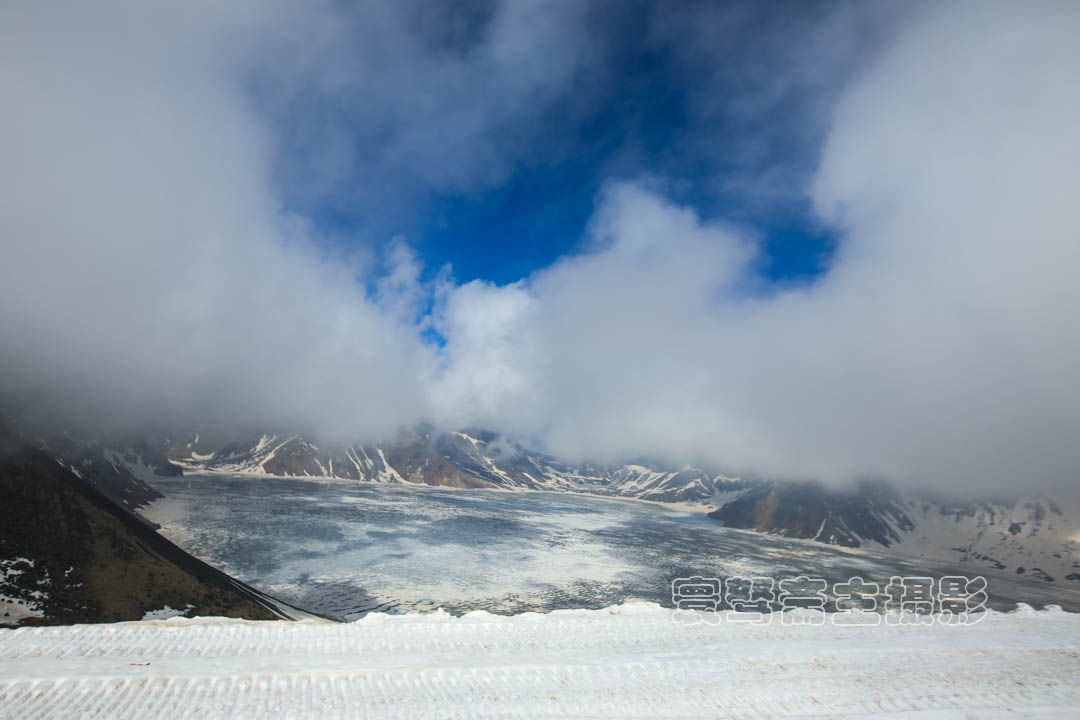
2,1 -> 1079,497
7,414 -> 1074,586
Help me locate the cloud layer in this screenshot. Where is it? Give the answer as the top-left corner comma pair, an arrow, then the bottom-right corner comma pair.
0,1 -> 436,439
2,1 -> 1078,494
432,1 -> 1080,493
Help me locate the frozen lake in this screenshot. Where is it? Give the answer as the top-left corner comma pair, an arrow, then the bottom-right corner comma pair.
146,476 -> 1080,620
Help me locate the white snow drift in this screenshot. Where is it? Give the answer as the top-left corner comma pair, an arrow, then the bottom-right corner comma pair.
1,603 -> 1078,718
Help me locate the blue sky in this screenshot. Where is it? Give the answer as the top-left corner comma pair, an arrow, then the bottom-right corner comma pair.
265,0 -> 897,290
416,173 -> 836,287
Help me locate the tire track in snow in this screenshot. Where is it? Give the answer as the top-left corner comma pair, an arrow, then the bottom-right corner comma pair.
2,604 -> 1079,718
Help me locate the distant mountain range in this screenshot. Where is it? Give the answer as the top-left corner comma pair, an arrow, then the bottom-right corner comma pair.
157,426 -> 1080,585
165,426 -> 754,505
5,419 -> 1079,596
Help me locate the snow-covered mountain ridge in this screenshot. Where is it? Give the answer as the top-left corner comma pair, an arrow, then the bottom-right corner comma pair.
169,427 -> 753,505
163,427 -> 1080,584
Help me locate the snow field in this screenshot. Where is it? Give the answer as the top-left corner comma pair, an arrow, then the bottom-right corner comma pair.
1,602 -> 1078,718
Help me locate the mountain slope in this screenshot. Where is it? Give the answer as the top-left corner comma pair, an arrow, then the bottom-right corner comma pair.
707,481 -> 915,547
0,418 -> 183,511
709,480 -> 1080,583
884,495 -> 1080,583
0,445 -> 291,626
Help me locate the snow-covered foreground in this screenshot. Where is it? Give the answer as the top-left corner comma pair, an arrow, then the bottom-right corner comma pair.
1,604 -> 1078,719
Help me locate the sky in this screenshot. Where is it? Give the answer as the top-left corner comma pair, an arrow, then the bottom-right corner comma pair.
1,1 -> 1078,495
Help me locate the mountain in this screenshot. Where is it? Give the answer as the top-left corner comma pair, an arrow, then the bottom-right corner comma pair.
882,494 -> 1080,583
41,436 -> 176,510
707,480 -> 915,547
709,480 -> 1080,584
167,426 -> 755,504
156,426 -> 1080,583
14,416 -> 1076,591
0,417 -> 185,511
0,441 -> 303,626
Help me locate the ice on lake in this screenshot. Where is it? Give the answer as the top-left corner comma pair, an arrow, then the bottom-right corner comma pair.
145,476 -> 1080,620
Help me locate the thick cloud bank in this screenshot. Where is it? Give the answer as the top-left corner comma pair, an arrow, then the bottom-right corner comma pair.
0,1 -> 437,439
432,1 -> 1080,492
2,1 -> 1078,493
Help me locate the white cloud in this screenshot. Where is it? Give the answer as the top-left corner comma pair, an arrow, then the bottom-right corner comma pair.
431,279 -> 540,430
3,0 -> 1077,495
0,1 -> 435,440
0,0 -> 595,442
430,1 -> 1080,493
